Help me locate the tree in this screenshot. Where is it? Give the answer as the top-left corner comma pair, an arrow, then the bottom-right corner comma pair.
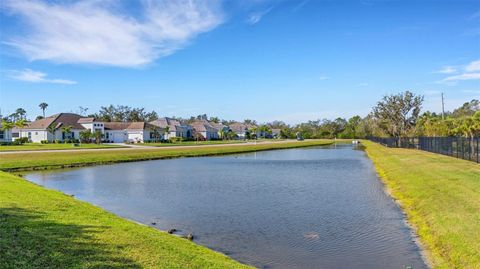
217,128 -> 225,140
150,125 -> 161,142
78,106 -> 89,116
373,91 -> 423,143
15,108 -> 27,120
451,99 -> 479,118
164,126 -> 170,140
209,117 -> 220,123
15,119 -> 28,129
39,103 -> 49,117
93,130 -> 103,144
36,116 -> 44,121
79,130 -> 92,143
1,120 -> 14,132
61,126 -> 73,140
46,124 -> 57,139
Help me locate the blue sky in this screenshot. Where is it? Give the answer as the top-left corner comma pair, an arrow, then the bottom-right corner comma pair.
1,0 -> 479,124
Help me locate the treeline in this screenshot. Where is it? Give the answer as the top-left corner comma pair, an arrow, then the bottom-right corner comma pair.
2,92 -> 479,139
273,92 -> 479,139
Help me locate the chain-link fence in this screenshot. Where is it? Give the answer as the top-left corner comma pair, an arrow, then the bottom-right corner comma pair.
367,136 -> 480,163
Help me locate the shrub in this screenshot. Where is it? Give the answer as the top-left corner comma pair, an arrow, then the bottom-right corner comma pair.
0,141 -> 13,146
16,137 -> 29,144
169,137 -> 184,143
54,139 -> 61,144
40,140 -> 49,144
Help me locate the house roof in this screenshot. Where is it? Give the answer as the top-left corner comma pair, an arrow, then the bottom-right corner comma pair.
150,117 -> 182,131
23,113 -> 86,130
209,122 -> 227,131
104,122 -> 154,130
229,122 -> 253,133
77,117 -> 96,123
191,120 -> 217,133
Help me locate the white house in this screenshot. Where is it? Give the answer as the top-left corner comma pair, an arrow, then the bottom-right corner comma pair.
191,120 -> 220,140
150,117 -> 192,139
229,122 -> 252,139
0,122 -> 12,142
19,113 -> 156,143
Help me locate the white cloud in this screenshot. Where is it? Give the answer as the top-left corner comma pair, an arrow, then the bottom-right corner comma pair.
247,7 -> 272,25
441,73 -> 480,82
436,59 -> 480,84
434,66 -> 457,74
356,82 -> 369,87
2,0 -> 223,67
8,69 -> 77,84
318,75 -> 330,80
465,60 -> 480,72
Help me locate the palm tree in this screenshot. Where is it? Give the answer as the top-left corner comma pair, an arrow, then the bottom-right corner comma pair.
39,103 -> 48,117
15,108 -> 27,120
15,119 -> 28,129
1,120 -> 14,132
46,124 -> 57,141
218,129 -> 226,140
164,126 -> 170,140
1,120 -> 14,141
61,126 -> 73,141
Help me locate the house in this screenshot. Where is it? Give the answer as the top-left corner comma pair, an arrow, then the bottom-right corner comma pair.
103,122 -> 157,143
18,113 -> 156,143
229,122 -> 252,139
209,122 -> 229,137
0,122 -> 12,142
150,117 -> 192,140
271,129 -> 281,139
18,113 -> 86,142
190,120 -> 220,140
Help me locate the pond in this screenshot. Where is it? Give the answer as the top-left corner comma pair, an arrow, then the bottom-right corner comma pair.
25,144 -> 427,269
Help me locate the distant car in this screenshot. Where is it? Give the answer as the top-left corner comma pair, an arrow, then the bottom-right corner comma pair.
296,132 -> 304,141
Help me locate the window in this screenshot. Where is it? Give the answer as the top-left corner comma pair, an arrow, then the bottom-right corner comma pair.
0,130 -> 4,140
35,132 -> 38,135
12,132 -> 19,138
28,132 -> 32,139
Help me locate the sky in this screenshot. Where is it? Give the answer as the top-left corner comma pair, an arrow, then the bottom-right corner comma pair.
0,0 -> 479,124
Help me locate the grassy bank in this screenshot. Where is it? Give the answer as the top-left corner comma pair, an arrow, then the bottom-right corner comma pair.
0,143 -> 126,152
147,140 -> 247,147
363,140 -> 480,269
0,171 -> 253,269
0,140 -> 332,171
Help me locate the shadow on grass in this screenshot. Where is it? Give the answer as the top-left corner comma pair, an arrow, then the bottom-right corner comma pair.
0,207 -> 141,269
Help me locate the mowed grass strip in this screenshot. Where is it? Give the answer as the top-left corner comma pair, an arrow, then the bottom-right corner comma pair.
363,141 -> 480,269
0,140 -> 333,171
148,140 -> 248,147
0,143 -> 126,152
0,171 -> 253,269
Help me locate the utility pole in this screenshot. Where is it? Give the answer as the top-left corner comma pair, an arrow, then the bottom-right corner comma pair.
441,92 -> 445,119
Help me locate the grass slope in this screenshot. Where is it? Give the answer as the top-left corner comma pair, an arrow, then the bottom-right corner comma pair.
363,141 -> 480,269
0,171 -> 253,269
0,140 -> 332,171
148,140 -> 247,147
0,143 -> 126,152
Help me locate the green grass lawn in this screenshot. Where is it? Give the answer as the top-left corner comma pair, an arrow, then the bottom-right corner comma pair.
0,139 -> 332,268
363,140 -> 480,269
0,139 -> 332,171
0,171 -> 253,269
0,143 -> 126,152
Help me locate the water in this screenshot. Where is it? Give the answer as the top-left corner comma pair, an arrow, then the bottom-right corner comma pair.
25,144 -> 427,269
